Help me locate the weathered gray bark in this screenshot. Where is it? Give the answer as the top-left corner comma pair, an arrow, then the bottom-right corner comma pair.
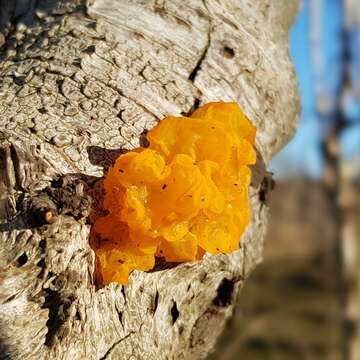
0,0 -> 299,359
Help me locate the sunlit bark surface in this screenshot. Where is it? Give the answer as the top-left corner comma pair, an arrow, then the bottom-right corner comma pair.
0,1 -> 299,359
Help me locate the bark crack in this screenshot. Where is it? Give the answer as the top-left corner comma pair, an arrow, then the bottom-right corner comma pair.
99,332 -> 135,360
9,144 -> 23,191
188,28 -> 211,83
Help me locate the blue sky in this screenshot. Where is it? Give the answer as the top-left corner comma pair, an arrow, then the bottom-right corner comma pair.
269,0 -> 360,179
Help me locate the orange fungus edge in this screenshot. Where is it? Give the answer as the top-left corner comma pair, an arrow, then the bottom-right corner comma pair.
93,102 -> 257,285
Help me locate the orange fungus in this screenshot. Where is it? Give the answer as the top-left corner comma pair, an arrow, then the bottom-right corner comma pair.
93,102 -> 256,285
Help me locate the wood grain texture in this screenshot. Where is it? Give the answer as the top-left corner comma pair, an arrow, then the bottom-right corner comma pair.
0,0 -> 299,359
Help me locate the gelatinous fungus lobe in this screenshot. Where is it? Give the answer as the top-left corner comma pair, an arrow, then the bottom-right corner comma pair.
92,102 -> 256,285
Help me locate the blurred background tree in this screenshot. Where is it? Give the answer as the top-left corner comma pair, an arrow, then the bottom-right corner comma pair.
211,1 -> 360,359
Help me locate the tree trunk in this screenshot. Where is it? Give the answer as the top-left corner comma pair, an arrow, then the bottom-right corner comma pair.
0,0 -> 299,359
